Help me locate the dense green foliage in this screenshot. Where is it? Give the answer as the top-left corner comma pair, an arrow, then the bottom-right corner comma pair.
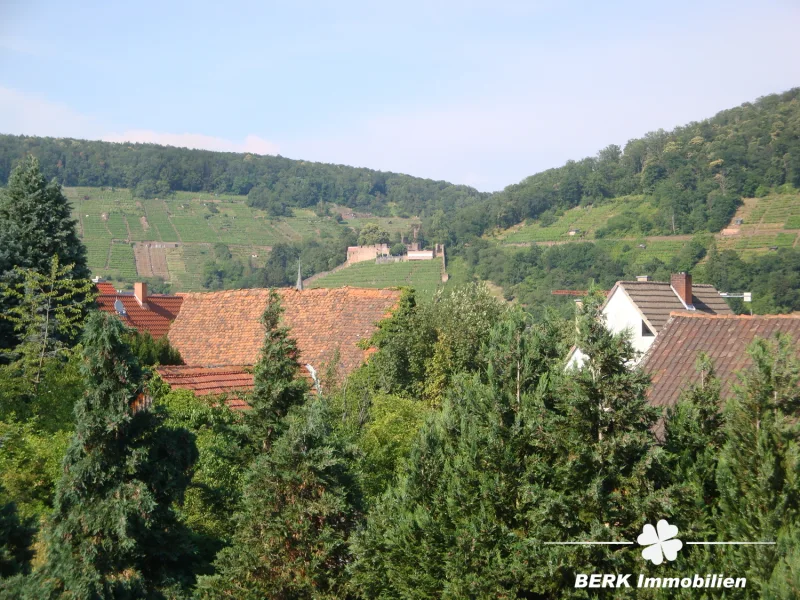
0,280 -> 799,597
126,329 -> 183,367
21,313 -> 198,598
156,389 -> 248,576
0,489 -> 33,578
0,157 -> 89,351
0,135 -> 485,217
198,399 -> 362,600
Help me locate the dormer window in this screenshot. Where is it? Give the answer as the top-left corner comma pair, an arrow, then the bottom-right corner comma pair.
642,320 -> 655,337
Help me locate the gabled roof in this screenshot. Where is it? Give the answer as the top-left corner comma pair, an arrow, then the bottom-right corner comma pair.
641,313 -> 800,410
96,291 -> 183,338
610,281 -> 731,332
167,287 -> 402,373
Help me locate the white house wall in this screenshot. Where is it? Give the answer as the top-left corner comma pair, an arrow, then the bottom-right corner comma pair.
603,286 -> 655,360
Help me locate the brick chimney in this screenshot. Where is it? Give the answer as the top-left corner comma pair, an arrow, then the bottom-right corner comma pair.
636,275 -> 650,282
134,282 -> 148,307
670,272 -> 693,308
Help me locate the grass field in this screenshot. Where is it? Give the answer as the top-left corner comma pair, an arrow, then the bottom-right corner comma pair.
308,258 -> 446,301
64,187 -> 417,289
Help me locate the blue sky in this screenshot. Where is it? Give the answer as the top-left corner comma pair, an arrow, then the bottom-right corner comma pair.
1,0 -> 799,191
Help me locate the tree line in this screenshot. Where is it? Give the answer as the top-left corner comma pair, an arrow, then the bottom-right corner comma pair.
0,135 -> 485,218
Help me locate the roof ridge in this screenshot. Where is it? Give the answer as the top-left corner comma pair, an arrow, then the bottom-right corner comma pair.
619,280 -> 717,287
667,311 -> 800,320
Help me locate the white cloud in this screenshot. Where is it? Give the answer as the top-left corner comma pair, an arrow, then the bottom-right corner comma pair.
0,87 -> 279,156
101,130 -> 279,156
0,86 -> 104,139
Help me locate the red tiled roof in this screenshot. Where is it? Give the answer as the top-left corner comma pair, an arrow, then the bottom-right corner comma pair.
96,292 -> 183,338
156,365 -> 254,396
167,287 -> 402,373
642,313 -> 800,410
96,282 -> 117,294
157,365 -> 317,409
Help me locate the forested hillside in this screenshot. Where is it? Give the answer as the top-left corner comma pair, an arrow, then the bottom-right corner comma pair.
0,135 -> 485,217
439,88 -> 800,242
426,88 -> 800,316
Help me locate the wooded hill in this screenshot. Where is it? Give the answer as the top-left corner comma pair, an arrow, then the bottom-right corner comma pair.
441,88 -> 800,244
0,135 -> 485,218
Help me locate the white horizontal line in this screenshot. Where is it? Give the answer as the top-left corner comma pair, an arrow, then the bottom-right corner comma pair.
542,541 -> 634,545
686,542 -> 776,545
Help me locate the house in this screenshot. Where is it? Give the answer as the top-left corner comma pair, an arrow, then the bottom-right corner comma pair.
157,287 -> 402,398
640,313 -> 800,436
95,281 -> 183,338
567,273 -> 732,366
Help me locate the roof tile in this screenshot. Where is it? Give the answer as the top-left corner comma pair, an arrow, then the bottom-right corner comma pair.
642,313 -> 800,410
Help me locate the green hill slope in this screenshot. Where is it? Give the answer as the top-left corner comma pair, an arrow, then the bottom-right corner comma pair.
66,186 -> 421,289
307,258 -> 446,301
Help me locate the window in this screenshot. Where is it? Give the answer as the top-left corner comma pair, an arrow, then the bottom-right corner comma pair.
642,320 -> 655,337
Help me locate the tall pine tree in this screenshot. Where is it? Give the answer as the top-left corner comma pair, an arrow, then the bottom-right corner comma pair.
534,289 -> 668,589
197,399 -> 362,599
245,290 -> 308,451
662,353 -> 725,540
27,312 -> 198,599
0,156 -> 88,351
716,334 -> 800,596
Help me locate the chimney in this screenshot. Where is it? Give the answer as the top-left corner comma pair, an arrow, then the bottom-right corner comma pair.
636,275 -> 650,282
134,282 -> 148,307
670,272 -> 693,308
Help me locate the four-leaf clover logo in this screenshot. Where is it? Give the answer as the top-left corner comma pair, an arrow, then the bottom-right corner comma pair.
637,519 -> 683,565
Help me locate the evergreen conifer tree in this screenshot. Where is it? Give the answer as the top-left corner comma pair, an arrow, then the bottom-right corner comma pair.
716,334 -> 800,596
0,156 -> 88,350
246,290 -> 308,450
351,311 -> 563,598
28,312 -> 198,599
662,353 -> 725,540
535,289 -> 667,587
197,399 -> 362,599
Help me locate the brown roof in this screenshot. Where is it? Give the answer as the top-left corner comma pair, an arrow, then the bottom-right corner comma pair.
167,287 -> 402,373
642,313 -> 800,410
613,281 -> 731,332
156,364 -> 317,409
156,366 -> 255,397
96,292 -> 183,338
